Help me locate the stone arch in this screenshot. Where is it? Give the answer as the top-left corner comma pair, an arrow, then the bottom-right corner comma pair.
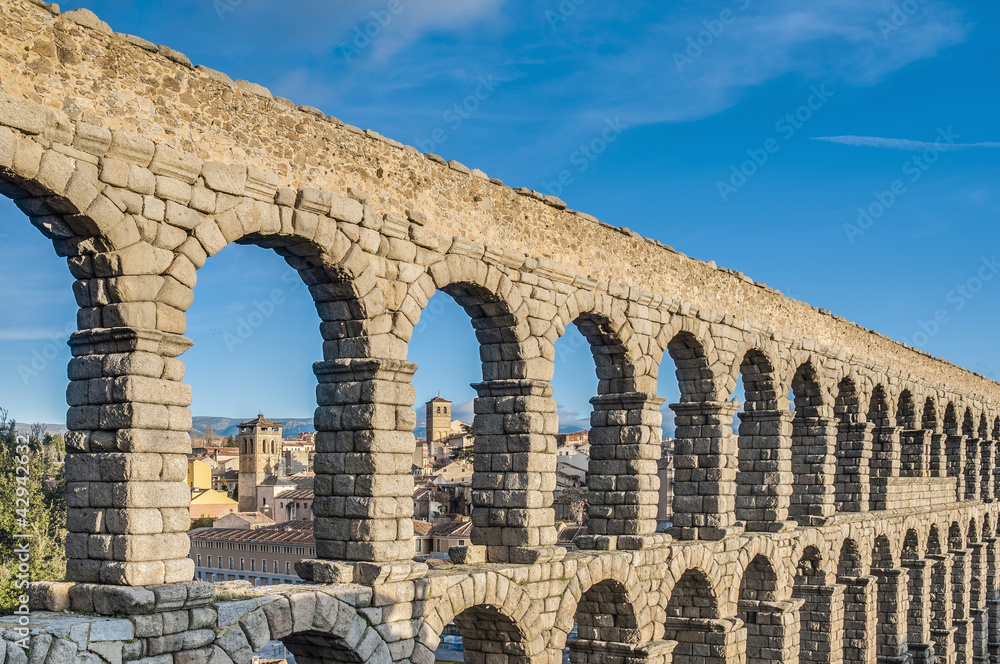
868,384 -> 897,510
654,317 -> 721,403
551,557 -> 652,650
732,347 -> 791,529
662,567 -> 732,664
412,255 -> 559,561
962,407 -> 979,500
554,291 -> 662,539
738,554 -> 783,664
733,537 -> 793,604
554,289 -> 650,392
787,359 -> 836,524
897,389 -> 918,430
213,592 -> 391,664
837,538 -> 864,578
834,375 -> 869,512
418,571 -> 544,663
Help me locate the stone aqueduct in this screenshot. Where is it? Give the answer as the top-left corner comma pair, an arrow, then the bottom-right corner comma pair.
2,1 -> 1000,663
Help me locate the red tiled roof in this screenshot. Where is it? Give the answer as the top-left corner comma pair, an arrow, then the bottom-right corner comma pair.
238,413 -> 284,429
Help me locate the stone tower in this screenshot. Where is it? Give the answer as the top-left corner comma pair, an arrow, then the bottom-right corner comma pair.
237,413 -> 284,512
426,397 -> 452,443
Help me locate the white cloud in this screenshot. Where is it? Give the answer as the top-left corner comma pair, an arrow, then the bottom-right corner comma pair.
813,135 -> 1000,150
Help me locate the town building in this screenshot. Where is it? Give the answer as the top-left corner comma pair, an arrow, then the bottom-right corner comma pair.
214,512 -> 275,530
237,414 -> 284,512
189,521 -> 315,585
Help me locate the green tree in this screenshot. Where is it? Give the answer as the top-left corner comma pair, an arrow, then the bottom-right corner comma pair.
450,423 -> 476,463
0,410 -> 67,613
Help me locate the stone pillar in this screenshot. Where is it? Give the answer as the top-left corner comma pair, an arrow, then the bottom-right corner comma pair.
900,429 -> 931,478
470,379 -> 562,564
789,414 -> 838,525
929,553 -> 957,664
794,583 -> 845,664
948,433 -> 968,502
735,409 -> 794,532
567,639 -> 678,664
874,567 -> 913,663
871,425 -> 902,511
586,392 -> 663,546
972,543 -> 989,664
836,421 -> 874,513
931,433 -> 949,479
662,617 -> 746,663
669,400 -> 740,541
311,358 -> 423,572
984,538 -> 1000,663
955,549 -> 973,664
903,559 -> 934,662
64,328 -> 194,588
982,438 -> 996,502
739,598 -> 803,663
840,574 -> 879,664
966,438 -> 982,502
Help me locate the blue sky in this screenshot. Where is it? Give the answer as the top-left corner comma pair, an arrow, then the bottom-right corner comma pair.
2,0 -> 999,435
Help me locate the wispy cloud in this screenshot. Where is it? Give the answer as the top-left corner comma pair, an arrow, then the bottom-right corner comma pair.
0,328 -> 72,341
814,135 -> 1000,150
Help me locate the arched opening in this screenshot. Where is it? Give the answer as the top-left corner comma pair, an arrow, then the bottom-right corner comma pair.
406,292 -> 483,553
793,546 -> 838,664
660,331 -> 730,539
731,350 -> 788,531
0,194 -> 78,597
664,568 -> 731,663
963,408 -> 979,501
872,535 -> 908,660
788,362 -> 835,525
565,578 -> 644,664
837,538 -> 871,664
994,417 -> 1000,499
408,276 -> 552,564
944,404 -> 961,500
949,521 -> 970,632
834,377 -> 868,513
184,243 -> 322,545
926,525 -> 951,647
554,309 -> 656,543
868,385 -> 896,511
901,529 -> 929,654
897,390 -> 927,479
738,555 -> 782,664
924,398 -> 944,478
979,414 -> 993,502
450,603 -> 532,664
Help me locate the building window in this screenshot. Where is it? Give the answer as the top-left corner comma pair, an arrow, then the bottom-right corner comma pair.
285,562 -> 290,575
250,559 -> 255,572
415,541 -> 421,552
262,559 -> 266,572
274,560 -> 279,573
459,540 -> 464,546
206,556 -> 212,569
240,558 -> 245,571
229,557 -> 233,570
197,555 -> 202,567
218,557 -> 222,568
